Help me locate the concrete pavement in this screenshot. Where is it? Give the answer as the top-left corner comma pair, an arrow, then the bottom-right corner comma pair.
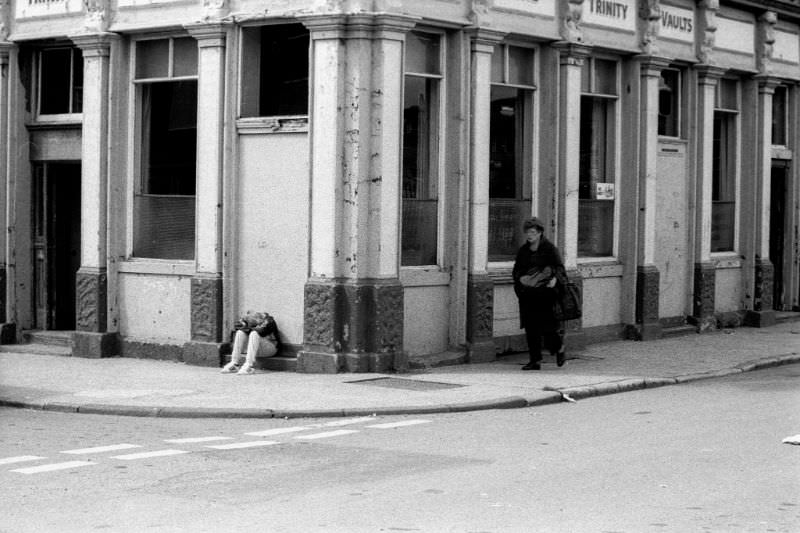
0,321 -> 798,418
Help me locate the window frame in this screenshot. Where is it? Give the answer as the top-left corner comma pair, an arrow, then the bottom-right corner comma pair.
772,84 -> 789,148
128,34 -> 199,262
400,28 -> 446,270
577,55 -> 621,261
487,41 -> 538,266
710,76 -> 741,255
658,67 -> 683,138
34,45 -> 83,122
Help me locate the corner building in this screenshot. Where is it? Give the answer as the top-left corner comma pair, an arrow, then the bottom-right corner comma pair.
2,0 -> 799,372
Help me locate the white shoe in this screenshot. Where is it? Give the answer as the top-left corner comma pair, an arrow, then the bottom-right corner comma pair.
221,361 -> 239,374
237,364 -> 255,375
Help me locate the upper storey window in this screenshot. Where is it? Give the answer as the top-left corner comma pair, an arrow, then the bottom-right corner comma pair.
711,78 -> 739,253
37,47 -> 83,119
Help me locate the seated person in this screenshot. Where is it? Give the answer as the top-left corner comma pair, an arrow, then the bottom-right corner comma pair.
221,311 -> 279,375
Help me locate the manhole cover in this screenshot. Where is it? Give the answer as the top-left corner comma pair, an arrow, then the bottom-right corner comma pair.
346,377 -> 465,391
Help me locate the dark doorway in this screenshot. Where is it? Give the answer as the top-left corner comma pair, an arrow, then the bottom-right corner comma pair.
769,161 -> 788,311
33,162 -> 81,330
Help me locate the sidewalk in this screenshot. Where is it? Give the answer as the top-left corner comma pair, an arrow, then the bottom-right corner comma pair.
1,322 -> 798,418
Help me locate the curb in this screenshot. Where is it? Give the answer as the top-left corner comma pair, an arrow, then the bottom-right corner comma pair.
1,353 -> 798,418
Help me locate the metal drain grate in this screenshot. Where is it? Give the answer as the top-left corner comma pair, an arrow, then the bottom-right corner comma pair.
346,377 -> 465,391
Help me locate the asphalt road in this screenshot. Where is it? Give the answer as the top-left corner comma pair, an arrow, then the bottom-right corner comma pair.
1,364 -> 798,533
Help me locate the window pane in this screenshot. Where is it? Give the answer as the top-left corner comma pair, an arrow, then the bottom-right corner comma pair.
491,47 -> 504,83
71,49 -> 83,113
579,96 -> 614,257
133,195 -> 195,260
405,32 -> 439,75
658,70 -> 679,137
40,49 -> 71,114
136,39 -> 169,79
143,81 -> 197,195
594,59 -> 617,95
580,60 -> 590,93
772,86 -> 787,146
712,112 -> 735,252
508,46 -> 534,86
172,37 -> 198,77
402,76 -> 439,266
259,24 -> 310,116
489,85 -> 531,261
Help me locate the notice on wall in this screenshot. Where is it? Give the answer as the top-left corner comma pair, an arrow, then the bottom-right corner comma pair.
659,5 -> 695,43
584,0 -> 636,33
596,183 -> 615,200
494,0 -> 555,18
715,17 -> 755,55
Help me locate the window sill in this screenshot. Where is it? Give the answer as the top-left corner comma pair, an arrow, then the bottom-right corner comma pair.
711,253 -> 742,269
118,259 -> 195,277
236,116 -> 309,134
27,119 -> 82,130
578,260 -> 623,278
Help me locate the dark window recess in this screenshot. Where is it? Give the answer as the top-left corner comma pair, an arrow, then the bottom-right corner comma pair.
144,81 -> 197,195
40,48 -> 83,115
259,25 -> 309,116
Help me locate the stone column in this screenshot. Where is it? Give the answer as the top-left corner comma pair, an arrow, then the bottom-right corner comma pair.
634,56 -> 672,340
183,22 -> 230,366
70,33 -> 119,357
554,42 -> 590,345
745,76 -> 780,327
297,14 -> 415,373
466,28 -> 504,364
0,43 -> 13,343
691,65 -> 726,331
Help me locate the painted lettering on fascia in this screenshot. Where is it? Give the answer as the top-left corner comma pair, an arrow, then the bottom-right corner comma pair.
661,10 -> 692,33
588,0 -> 628,20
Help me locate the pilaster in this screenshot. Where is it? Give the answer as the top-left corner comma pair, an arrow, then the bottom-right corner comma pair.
183,22 -> 230,363
70,32 -> 119,357
297,14 -> 416,372
0,43 -> 10,340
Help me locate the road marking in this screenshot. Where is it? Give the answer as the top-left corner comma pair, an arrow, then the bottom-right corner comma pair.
245,427 -> 310,437
111,449 -> 189,460
164,436 -> 234,444
319,417 -> 376,427
366,420 -> 431,429
0,455 -> 46,466
205,441 -> 278,450
295,429 -> 359,440
61,444 -> 142,455
11,461 -> 96,474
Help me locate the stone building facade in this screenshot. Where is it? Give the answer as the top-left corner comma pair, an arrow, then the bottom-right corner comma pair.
1,0 -> 799,372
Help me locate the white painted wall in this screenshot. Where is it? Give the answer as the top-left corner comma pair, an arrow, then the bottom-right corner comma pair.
403,285 -> 449,355
581,277 -> 623,328
118,273 -> 191,342
235,132 -> 309,346
715,267 -> 743,313
493,285 -> 521,337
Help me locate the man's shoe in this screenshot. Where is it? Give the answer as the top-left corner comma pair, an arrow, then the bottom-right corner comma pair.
556,349 -> 566,367
521,363 -> 541,371
220,361 -> 239,374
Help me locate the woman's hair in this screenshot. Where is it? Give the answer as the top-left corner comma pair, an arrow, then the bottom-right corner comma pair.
523,217 -> 545,232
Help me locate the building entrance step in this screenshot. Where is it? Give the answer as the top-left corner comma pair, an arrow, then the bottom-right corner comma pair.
22,330 -> 74,347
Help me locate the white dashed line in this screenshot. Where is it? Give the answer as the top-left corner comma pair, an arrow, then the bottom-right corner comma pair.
245,427 -> 310,437
111,449 -> 189,460
295,429 -> 359,440
12,461 -> 96,474
366,420 -> 432,429
0,455 -> 46,466
205,441 -> 278,450
61,444 -> 142,455
164,436 -> 234,444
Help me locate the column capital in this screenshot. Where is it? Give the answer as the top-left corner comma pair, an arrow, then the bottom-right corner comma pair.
465,27 -> 506,53
696,64 -> 727,85
635,55 -> 673,78
69,32 -> 118,57
185,22 -> 231,47
299,13 -> 418,41
753,74 -> 782,94
553,41 -> 591,66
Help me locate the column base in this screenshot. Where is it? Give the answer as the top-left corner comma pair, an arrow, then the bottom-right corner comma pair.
0,323 -> 16,344
297,349 -> 403,374
691,261 -> 717,332
183,341 -> 226,367
466,274 -> 494,364
635,265 -> 661,340
744,310 -> 777,328
466,340 -> 496,364
625,322 -> 663,341
73,331 -> 119,358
